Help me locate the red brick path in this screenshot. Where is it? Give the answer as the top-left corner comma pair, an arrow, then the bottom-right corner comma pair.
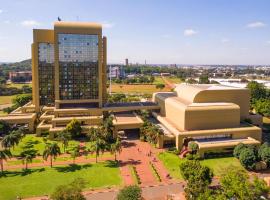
118,138 -> 174,186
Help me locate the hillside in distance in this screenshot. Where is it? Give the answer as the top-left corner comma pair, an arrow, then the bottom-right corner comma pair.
0,59 -> 31,72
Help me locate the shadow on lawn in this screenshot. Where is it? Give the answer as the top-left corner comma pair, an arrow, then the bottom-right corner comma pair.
54,164 -> 92,173
0,168 -> 45,178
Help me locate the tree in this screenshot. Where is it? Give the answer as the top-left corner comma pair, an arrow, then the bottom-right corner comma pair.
51,178 -> 86,200
246,81 -> 266,105
254,99 -> 270,117
233,143 -> 247,159
57,131 -> 71,153
0,149 -> 12,173
179,160 -> 213,200
258,143 -> 270,166
239,147 -> 257,170
43,142 -> 61,167
155,83 -> 165,90
0,120 -> 11,136
186,78 -> 198,84
66,119 -> 82,139
199,74 -> 210,84
140,120 -> 164,144
220,167 -> 269,200
117,185 -> 142,200
110,138 -> 122,161
188,142 -> 198,155
1,130 -> 23,150
88,127 -> 106,163
20,140 -> 37,170
70,145 -> 80,164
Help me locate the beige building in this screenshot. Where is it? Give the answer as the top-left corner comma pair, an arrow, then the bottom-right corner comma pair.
152,84 -> 262,157
0,22 -> 262,157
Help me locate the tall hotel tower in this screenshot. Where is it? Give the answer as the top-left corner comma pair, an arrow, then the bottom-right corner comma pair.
32,22 -> 107,112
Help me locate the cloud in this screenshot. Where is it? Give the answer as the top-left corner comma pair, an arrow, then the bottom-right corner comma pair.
246,21 -> 266,28
0,9 -> 3,14
4,20 -> 10,24
21,20 -> 40,27
267,41 -> 270,45
221,38 -> 230,43
184,29 -> 198,36
102,22 -> 115,29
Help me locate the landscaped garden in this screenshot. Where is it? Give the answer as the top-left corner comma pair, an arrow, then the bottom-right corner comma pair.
0,161 -> 122,200
158,151 -> 244,179
0,116 -> 123,199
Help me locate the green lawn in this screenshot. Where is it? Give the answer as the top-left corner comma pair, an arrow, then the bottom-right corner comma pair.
153,77 -> 165,84
158,152 -> 244,180
0,110 -> 7,116
11,134 -> 81,156
0,162 -> 122,200
0,95 -> 16,105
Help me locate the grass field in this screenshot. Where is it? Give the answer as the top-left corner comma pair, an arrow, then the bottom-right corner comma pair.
110,84 -> 171,94
0,162 -> 122,200
0,95 -> 16,105
165,77 -> 182,84
153,77 -> 165,84
11,134 -> 83,156
0,110 -> 7,116
158,152 -> 244,180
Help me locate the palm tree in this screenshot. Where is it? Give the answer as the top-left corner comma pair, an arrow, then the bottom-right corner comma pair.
20,140 -> 37,170
20,149 -> 37,170
0,149 -> 12,173
1,130 -> 22,150
57,131 -> 71,153
88,127 -> 106,163
70,145 -> 80,164
110,138 -> 122,161
43,142 -> 61,167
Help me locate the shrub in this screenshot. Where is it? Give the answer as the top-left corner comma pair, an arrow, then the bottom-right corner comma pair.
117,185 -> 142,200
50,178 -> 86,200
258,144 -> 270,166
66,119 -> 82,138
188,142 -> 199,154
239,148 -> 257,170
0,120 -> 11,136
233,143 -> 247,159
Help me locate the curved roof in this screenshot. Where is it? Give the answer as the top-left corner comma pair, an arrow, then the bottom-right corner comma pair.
174,84 -> 249,103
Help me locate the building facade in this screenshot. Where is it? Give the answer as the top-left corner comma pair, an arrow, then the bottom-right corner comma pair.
32,22 -> 107,111
9,71 -> 32,83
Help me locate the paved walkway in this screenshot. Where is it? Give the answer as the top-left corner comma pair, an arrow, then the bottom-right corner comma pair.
161,76 -> 176,89
118,137 -> 175,186
85,182 -> 185,200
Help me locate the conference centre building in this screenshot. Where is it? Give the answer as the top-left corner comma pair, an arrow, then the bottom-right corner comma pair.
0,21 -> 262,157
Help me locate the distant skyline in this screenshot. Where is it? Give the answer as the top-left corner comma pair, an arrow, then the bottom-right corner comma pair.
0,0 -> 270,65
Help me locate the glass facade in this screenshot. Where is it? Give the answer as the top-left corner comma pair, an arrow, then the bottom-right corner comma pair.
58,34 -> 99,100
38,43 -> 55,106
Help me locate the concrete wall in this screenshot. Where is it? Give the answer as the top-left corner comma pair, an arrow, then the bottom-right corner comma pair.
194,89 -> 250,120
185,104 -> 240,130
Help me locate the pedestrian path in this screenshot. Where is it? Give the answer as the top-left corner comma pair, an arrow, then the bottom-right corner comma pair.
118,138 -> 174,186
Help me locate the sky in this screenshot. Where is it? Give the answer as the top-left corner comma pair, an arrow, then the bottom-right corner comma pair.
0,0 -> 270,65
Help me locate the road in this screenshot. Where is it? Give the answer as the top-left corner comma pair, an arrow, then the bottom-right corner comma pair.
85,183 -> 185,200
